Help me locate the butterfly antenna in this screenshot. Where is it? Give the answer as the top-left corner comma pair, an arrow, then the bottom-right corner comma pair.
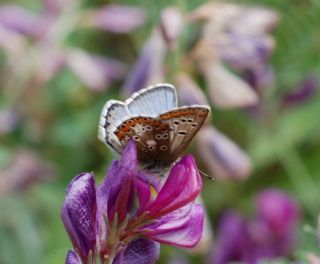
197,169 -> 214,181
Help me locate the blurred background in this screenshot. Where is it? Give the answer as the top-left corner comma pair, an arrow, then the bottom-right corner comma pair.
0,0 -> 319,263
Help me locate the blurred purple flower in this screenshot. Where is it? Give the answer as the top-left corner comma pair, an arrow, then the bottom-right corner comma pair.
0,5 -> 40,37
62,141 -> 204,263
308,254 -> 320,264
281,76 -> 318,108
243,64 -> 275,92
175,72 -> 209,106
82,5 -> 146,34
210,212 -> 252,264
122,30 -> 167,96
197,48 -> 258,109
209,189 -> 300,264
0,109 -> 19,135
42,0 -> 77,16
189,3 -> 279,35
256,189 -> 300,237
214,33 -> 274,70
0,149 -> 54,198
66,49 -> 126,91
160,7 -> 184,48
196,126 -> 252,181
0,24 -> 26,54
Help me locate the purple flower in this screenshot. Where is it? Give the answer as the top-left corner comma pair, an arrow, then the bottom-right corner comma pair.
0,5 -> 40,36
175,72 -> 209,106
61,173 -> 97,263
113,238 -> 160,264
215,33 -> 275,69
281,76 -> 318,108
122,30 -> 167,96
196,126 -> 252,181
81,5 -> 146,34
61,141 -> 204,263
256,189 -> 300,237
66,49 -> 126,91
65,250 -> 81,264
210,212 -> 252,264
209,189 -> 300,264
160,7 -> 183,48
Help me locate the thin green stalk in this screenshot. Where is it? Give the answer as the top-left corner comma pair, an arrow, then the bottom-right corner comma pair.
280,147 -> 319,217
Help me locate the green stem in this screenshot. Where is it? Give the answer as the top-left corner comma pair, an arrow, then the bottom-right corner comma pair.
280,147 -> 319,217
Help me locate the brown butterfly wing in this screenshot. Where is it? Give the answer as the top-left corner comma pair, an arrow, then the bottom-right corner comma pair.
159,106 -> 210,164
114,116 -> 173,170
114,106 -> 210,172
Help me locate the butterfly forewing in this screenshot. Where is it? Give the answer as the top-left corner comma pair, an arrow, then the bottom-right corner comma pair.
160,106 -> 210,164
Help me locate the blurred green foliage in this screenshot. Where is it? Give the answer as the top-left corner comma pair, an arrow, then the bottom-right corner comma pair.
0,0 -> 320,263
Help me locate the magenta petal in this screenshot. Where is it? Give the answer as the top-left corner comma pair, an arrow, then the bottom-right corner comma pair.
257,189 -> 300,236
146,155 -> 201,218
142,204 -> 204,248
114,238 -> 160,264
65,250 -> 82,264
61,173 -> 96,262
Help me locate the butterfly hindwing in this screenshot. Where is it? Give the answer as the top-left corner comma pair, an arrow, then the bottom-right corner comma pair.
114,116 -> 172,169
98,100 -> 131,153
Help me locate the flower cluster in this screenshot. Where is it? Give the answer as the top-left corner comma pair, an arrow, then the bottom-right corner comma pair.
0,1 -> 145,90
209,189 -> 300,264
61,141 -> 204,263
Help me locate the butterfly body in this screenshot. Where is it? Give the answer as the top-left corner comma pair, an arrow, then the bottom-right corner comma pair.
99,84 -> 210,174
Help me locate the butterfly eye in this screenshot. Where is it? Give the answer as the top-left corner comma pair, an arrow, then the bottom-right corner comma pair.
180,118 -> 187,123
173,120 -> 179,125
187,119 -> 193,123
192,123 -> 197,127
155,134 -> 162,140
146,125 -> 153,131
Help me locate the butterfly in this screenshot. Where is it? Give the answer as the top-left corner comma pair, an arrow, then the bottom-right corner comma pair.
98,84 -> 210,174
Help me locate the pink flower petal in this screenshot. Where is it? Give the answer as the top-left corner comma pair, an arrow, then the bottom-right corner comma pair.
141,204 -> 204,248
145,155 -> 202,218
